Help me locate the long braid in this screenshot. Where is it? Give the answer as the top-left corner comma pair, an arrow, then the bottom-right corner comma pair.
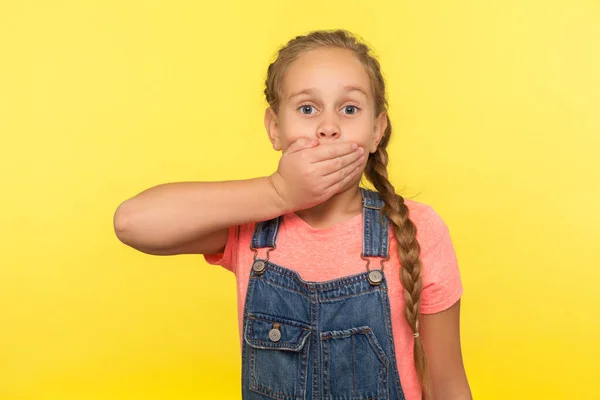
365,116 -> 431,399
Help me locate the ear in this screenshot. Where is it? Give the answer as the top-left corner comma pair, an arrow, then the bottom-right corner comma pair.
370,111 -> 388,153
264,107 -> 282,151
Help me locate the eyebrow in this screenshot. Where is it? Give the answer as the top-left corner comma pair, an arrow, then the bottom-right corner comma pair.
287,85 -> 369,100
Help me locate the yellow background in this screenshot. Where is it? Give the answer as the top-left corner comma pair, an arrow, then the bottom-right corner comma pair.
1,1 -> 599,399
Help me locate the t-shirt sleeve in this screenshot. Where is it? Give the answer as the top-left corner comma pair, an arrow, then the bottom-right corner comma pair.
418,206 -> 464,314
203,225 -> 240,274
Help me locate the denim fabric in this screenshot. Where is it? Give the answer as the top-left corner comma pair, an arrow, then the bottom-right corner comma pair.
241,188 -> 406,400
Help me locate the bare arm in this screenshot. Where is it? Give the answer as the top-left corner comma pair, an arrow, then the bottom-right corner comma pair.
421,299 -> 473,400
113,138 -> 366,256
113,177 -> 285,255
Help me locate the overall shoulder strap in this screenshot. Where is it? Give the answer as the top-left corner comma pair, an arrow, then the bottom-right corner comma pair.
361,188 -> 389,258
250,216 -> 282,249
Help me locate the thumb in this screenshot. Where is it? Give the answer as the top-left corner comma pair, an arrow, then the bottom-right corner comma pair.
286,137 -> 318,154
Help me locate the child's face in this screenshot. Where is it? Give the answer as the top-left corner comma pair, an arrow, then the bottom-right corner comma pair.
265,47 -> 387,154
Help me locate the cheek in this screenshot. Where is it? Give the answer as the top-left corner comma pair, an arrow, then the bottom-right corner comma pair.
278,113 -> 310,143
342,120 -> 375,143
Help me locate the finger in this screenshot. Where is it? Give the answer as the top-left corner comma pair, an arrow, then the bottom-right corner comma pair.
318,148 -> 365,176
285,137 -> 318,155
307,142 -> 359,163
324,162 -> 364,194
323,152 -> 366,188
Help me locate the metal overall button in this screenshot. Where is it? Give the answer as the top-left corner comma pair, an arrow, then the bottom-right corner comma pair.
368,270 -> 383,285
269,323 -> 281,342
250,245 -> 275,276
362,253 -> 389,286
252,260 -> 266,275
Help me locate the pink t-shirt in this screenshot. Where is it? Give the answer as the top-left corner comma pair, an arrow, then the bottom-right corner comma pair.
204,198 -> 463,400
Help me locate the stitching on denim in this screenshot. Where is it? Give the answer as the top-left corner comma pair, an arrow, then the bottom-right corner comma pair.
319,325 -> 388,400
251,276 -> 311,300
261,277 -> 309,298
319,287 -> 386,303
379,287 -> 407,400
251,216 -> 282,249
250,382 -> 301,400
322,337 -> 330,398
364,329 -> 390,368
248,313 -> 311,329
313,273 -> 375,290
296,335 -> 308,398
352,333 -> 357,396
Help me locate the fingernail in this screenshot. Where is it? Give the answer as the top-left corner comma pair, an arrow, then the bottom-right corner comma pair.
351,143 -> 358,150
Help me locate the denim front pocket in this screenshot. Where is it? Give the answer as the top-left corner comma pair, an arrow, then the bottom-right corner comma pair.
321,326 -> 390,400
244,313 -> 312,400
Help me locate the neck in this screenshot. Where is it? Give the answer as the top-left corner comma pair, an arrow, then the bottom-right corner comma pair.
294,185 -> 363,229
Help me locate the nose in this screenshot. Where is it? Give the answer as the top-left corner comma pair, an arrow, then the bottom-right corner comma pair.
317,110 -> 341,140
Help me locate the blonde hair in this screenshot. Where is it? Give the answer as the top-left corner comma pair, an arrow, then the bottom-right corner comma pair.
264,29 -> 430,398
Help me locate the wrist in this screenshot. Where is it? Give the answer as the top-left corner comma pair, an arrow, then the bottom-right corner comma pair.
267,173 -> 291,214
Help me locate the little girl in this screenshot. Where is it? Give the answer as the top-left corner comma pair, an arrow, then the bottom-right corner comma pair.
114,29 -> 472,400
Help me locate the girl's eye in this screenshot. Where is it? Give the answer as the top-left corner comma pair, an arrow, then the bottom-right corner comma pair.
299,105 -> 316,115
298,105 -> 360,115
343,105 -> 360,115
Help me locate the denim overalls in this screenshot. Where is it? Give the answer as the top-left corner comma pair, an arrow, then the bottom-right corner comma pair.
241,188 -> 406,400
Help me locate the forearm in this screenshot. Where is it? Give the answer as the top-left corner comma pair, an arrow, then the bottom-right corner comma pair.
113,177 -> 286,251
